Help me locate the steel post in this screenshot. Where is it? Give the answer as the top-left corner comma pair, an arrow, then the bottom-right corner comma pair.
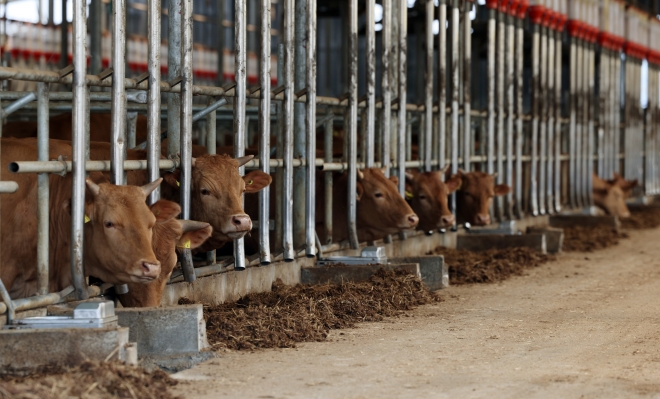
283,0 -> 297,258
111,0 -> 126,187
426,0 -> 434,172
146,0 -> 161,204
397,0 -> 408,209
366,0 -> 376,168
258,0 -> 271,263
438,0 -> 447,172
568,36 -> 577,208
305,0 -> 317,257
382,0 -> 392,176
538,24 -> 547,215
167,0 -> 182,158
545,24 -> 554,215
514,16 -> 523,218
505,12 -> 514,219
449,0 -> 458,212
293,0 -> 306,249
487,8 -> 495,178
553,29 -> 561,213
530,22 -> 539,216
36,82 -> 49,296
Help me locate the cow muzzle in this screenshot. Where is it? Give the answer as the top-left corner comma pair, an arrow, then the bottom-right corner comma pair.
132,259 -> 161,282
439,214 -> 455,228
226,214 -> 253,239
400,214 -> 419,230
475,213 -> 491,226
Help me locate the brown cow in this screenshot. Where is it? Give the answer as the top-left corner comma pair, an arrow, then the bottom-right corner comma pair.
118,200 -> 213,307
1,138 -> 163,299
592,173 -> 631,218
405,164 -> 462,231
611,172 -> 639,199
455,170 -> 511,226
319,168 -> 419,243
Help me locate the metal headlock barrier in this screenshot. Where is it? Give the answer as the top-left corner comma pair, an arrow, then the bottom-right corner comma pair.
0,0 -> 660,315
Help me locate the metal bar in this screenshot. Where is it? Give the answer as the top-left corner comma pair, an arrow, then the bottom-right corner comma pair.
179,0 -> 196,279
258,0 -> 271,264
0,181 -> 18,193
397,0 -> 408,200
36,82 -> 49,296
233,0 -> 247,269
495,8 -> 505,219
598,48 -> 607,178
167,0 -> 182,158
425,0 -> 434,172
1,92 -> 37,118
382,0 -> 392,176
293,0 -> 306,250
569,36 -> 577,208
11,159 -> 179,174
0,91 -> 147,103
366,0 -> 376,168
146,0 -> 161,204
553,28 -> 561,213
126,112 -> 138,149
283,0 -> 296,258
70,0 -> 89,300
487,7 -> 495,178
514,14 -> 523,218
60,0 -> 68,69
324,114 -> 333,244
111,0 -> 127,186
0,278 -> 15,323
346,0 -> 360,249
545,25 -> 553,215
305,0 -> 317,258
575,39 -> 583,208
449,0 -> 458,212
504,12 -> 514,219
529,22 -> 539,216
538,23 -> 547,215
586,42 -> 594,206
90,0 -> 102,74
438,0 -> 447,172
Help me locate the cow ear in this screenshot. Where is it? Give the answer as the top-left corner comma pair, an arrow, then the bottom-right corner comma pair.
150,200 -> 181,223
593,187 -> 610,197
356,181 -> 364,201
389,175 -> 399,186
493,184 -> 511,196
445,175 -> 462,193
178,223 -> 213,250
163,170 -> 181,189
243,171 -> 272,193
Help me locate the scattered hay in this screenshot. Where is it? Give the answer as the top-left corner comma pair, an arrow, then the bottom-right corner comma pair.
621,207 -> 660,230
0,361 -> 180,399
430,247 -> 554,285
181,269 -> 440,351
562,226 -> 628,252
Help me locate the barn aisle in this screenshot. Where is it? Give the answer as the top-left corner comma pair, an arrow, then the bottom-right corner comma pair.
172,228 -> 660,399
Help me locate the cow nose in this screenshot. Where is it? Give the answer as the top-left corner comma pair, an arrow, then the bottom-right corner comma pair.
407,214 -> 419,228
620,210 -> 631,218
232,214 -> 251,230
140,260 -> 160,278
441,214 -> 455,226
476,213 -> 491,225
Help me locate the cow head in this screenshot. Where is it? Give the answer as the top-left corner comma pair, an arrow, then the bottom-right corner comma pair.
593,173 -> 631,218
354,168 -> 419,240
405,164 -> 462,231
163,154 -> 271,247
81,178 -> 162,285
455,170 -> 511,226
119,200 -> 212,307
611,172 -> 639,199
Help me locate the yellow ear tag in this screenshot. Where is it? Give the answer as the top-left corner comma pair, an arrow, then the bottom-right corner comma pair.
176,180 -> 180,187
84,215 -> 91,223
405,191 -> 414,200
247,180 -> 254,185
178,239 -> 191,249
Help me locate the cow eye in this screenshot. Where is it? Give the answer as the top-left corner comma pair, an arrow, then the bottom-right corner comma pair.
418,194 -> 426,200
374,192 -> 383,198
201,188 -> 211,196
104,221 -> 114,228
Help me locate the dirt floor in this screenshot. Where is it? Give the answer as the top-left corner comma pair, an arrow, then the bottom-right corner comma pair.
171,227 -> 660,399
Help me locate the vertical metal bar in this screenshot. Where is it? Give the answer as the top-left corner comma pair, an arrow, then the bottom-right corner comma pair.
449,0 -> 458,211
111,0 -> 126,187
382,0 -> 392,176
538,23 -> 547,215
305,0 -> 317,257
283,0 -> 297,257
60,0 -> 68,69
37,82 -> 49,296
575,39 -> 583,209
425,0 -> 434,172
205,98 -> 217,155
438,0 -> 447,172
554,28 -> 561,213
233,0 -> 249,270
586,41 -> 594,206
293,0 -> 306,249
569,36 -> 577,209
71,0 -> 88,300
179,0 -> 196,279
146,0 -> 161,204
258,0 -> 271,264
126,112 -> 138,149
598,48 -> 606,178
90,0 -> 102,74
530,22 -> 539,216
495,8 -> 505,219
514,14 -> 523,218
397,0 -> 407,200
217,0 -> 225,86
505,12 -> 514,219
545,23 -> 554,214
275,43 -> 284,249
167,0 -> 182,157
366,0 -> 376,168
324,115 -> 333,243
487,7 -> 495,177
